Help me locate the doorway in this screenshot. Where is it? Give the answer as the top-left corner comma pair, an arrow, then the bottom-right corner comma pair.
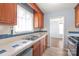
49,17 -> 64,49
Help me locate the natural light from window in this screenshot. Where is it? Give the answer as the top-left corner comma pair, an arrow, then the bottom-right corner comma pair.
14,5 -> 33,33
50,17 -> 64,38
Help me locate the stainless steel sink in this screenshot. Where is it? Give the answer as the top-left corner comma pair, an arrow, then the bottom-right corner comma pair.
27,35 -> 38,41
23,33 -> 45,41
23,35 -> 39,41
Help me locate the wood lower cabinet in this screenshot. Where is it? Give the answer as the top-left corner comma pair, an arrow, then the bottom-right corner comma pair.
45,35 -> 48,49
32,35 -> 48,56
0,3 -> 17,25
32,39 -> 44,56
32,41 -> 40,56
40,38 -> 45,55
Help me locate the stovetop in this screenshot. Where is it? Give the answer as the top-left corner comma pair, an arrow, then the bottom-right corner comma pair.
69,36 -> 79,44
0,49 -> 6,54
70,36 -> 79,41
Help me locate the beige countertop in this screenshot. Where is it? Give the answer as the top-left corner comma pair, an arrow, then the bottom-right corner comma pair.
0,32 -> 48,56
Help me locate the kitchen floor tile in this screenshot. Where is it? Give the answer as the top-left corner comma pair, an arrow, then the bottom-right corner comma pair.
42,47 -> 67,56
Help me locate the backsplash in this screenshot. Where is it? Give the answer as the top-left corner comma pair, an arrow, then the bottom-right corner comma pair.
0,24 -> 12,34
0,24 -> 47,39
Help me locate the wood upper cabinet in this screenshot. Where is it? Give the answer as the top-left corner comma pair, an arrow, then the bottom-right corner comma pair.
0,3 -> 17,25
28,3 -> 39,12
34,12 -> 39,28
75,4 -> 79,27
28,3 -> 44,29
38,12 -> 44,28
28,3 -> 42,13
34,12 -> 44,29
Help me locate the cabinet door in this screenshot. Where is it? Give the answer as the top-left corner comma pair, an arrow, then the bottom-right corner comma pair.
34,12 -> 44,29
43,37 -> 46,51
45,35 -> 48,49
0,3 -> 17,25
32,35 -> 48,56
75,4 -> 79,27
40,37 -> 47,55
34,12 -> 39,28
32,41 -> 40,56
41,13 -> 44,28
40,38 -> 44,55
38,13 -> 44,29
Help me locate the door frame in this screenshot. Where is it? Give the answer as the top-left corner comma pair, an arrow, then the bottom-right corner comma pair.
49,16 -> 65,49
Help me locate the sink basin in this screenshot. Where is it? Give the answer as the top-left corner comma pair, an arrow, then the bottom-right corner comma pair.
24,35 -> 39,41
23,33 -> 45,41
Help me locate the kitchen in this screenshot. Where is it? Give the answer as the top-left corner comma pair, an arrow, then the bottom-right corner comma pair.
0,3 -> 79,56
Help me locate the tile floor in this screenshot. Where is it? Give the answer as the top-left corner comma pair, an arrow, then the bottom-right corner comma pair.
43,37 -> 67,56
43,47 -> 67,56
50,37 -> 63,48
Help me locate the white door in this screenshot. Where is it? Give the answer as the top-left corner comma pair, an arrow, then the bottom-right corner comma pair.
49,17 -> 64,49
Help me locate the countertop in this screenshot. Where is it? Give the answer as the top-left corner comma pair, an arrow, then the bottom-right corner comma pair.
0,32 -> 48,56
0,31 -> 47,39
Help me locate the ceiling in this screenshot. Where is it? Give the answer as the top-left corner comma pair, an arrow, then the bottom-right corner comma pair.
37,3 -> 77,13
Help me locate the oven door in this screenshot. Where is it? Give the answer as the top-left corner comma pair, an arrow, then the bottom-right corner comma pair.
67,38 -> 77,56
16,48 -> 32,56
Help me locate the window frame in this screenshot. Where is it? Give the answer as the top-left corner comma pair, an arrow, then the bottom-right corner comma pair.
13,4 -> 34,34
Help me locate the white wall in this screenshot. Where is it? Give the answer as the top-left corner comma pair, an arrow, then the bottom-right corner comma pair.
44,8 -> 79,47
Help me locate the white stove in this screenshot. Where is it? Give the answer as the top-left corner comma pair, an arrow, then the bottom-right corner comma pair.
0,40 -> 33,56
0,49 -> 6,54
10,40 -> 32,48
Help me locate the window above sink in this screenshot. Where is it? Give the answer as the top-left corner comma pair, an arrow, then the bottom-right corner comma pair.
13,4 -> 34,34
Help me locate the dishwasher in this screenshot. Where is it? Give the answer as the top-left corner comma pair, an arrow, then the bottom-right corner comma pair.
16,48 -> 32,56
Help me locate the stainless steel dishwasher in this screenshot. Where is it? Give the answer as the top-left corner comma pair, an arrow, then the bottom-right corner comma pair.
16,48 -> 32,56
